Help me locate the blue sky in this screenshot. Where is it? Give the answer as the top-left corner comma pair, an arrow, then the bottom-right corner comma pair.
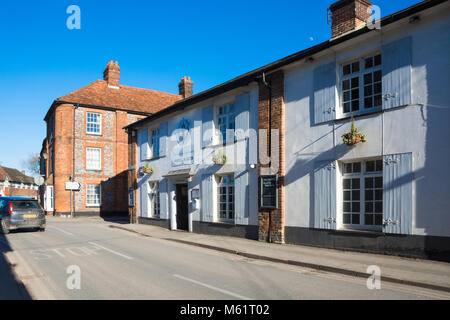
0,0 -> 418,174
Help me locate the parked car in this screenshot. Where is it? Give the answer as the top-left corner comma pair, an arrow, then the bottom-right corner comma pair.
0,197 -> 46,234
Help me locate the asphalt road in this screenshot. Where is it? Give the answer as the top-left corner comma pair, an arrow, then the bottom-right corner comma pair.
0,218 -> 448,300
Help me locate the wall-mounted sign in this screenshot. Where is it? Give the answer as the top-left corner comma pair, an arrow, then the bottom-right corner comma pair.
65,182 -> 81,191
34,175 -> 45,186
260,175 -> 278,209
191,188 -> 200,200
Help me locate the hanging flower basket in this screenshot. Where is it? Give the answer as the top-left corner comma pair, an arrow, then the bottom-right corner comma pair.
342,119 -> 367,146
212,149 -> 227,165
139,163 -> 154,176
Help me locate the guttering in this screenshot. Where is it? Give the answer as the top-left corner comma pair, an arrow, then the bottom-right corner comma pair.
44,100 -> 153,121
124,0 -> 446,131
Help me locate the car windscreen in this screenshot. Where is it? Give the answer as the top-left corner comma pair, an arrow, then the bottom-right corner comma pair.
12,201 -> 40,210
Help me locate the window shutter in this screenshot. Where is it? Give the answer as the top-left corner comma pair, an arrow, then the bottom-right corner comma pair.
202,105 -> 214,148
139,180 -> 148,218
313,62 -> 336,124
201,174 -> 213,222
159,178 -> 168,219
234,93 -> 250,141
159,122 -> 168,157
138,129 -> 149,161
314,160 -> 337,229
383,153 -> 413,235
234,170 -> 249,225
382,36 -> 412,110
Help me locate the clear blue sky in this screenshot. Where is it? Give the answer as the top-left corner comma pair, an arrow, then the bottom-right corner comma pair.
0,0 -> 418,174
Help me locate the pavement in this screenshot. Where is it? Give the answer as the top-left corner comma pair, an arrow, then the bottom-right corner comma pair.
1,215 -> 449,300
100,217 -> 450,294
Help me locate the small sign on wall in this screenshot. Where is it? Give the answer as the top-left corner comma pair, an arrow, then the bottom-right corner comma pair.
65,182 -> 81,191
260,175 -> 278,209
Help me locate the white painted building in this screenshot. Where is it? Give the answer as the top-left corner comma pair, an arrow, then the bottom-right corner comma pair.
127,0 -> 450,259
130,86 -> 260,238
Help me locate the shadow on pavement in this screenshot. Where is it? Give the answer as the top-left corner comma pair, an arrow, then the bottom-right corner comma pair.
0,232 -> 32,300
100,216 -> 131,225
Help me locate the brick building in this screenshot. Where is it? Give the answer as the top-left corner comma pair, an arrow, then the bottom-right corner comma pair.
0,166 -> 39,199
40,61 -> 186,216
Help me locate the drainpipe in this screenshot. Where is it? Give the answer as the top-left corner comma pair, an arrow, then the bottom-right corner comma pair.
72,103 -> 79,218
262,73 -> 273,244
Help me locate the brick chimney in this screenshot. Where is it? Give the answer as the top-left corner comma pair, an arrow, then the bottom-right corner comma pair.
178,76 -> 193,99
329,0 -> 373,39
103,60 -> 120,87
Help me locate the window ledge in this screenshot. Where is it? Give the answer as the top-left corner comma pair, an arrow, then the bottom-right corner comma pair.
335,108 -> 382,123
86,132 -> 103,136
336,227 -> 383,236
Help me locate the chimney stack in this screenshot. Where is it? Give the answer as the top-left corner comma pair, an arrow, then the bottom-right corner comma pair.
103,60 -> 120,87
178,76 -> 193,99
329,0 -> 373,39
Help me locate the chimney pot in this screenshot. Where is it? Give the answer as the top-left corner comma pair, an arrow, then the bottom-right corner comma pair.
179,76 -> 194,99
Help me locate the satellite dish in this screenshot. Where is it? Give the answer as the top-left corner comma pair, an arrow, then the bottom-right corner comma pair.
34,176 -> 45,186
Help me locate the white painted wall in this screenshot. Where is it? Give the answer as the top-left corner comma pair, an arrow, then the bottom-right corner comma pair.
136,87 -> 260,227
284,6 -> 450,237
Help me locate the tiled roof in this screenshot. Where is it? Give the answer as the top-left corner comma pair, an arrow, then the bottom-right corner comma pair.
0,166 -> 35,184
56,80 -> 182,114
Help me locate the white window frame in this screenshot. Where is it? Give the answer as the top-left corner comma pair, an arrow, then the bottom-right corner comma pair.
86,147 -> 102,171
339,52 -> 382,118
148,127 -> 160,159
86,112 -> 102,135
86,184 -> 101,207
340,158 -> 383,232
148,181 -> 160,218
216,174 -> 235,222
215,103 -> 235,145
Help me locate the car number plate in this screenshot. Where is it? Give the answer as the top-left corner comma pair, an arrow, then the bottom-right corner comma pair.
24,214 -> 37,219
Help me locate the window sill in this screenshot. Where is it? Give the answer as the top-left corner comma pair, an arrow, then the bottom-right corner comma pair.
336,107 -> 382,122
143,155 -> 163,162
86,132 -> 102,136
86,205 -> 101,208
337,227 -> 383,235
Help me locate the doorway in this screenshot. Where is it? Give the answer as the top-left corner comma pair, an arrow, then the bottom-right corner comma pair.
176,184 -> 189,231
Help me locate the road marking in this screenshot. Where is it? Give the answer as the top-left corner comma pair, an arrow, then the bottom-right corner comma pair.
47,226 -> 74,236
173,274 -> 252,300
88,242 -> 133,260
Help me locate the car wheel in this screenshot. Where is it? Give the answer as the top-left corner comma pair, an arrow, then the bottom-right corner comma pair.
1,220 -> 10,234
39,228 -> 46,232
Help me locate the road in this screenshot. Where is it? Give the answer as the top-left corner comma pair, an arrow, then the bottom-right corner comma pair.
0,218 -> 448,300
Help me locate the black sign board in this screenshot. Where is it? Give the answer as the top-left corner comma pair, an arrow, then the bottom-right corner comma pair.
260,175 -> 278,209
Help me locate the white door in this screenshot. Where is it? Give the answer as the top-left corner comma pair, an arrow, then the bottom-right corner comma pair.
45,186 -> 54,212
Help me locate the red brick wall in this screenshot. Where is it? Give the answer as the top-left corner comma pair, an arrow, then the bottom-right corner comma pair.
127,130 -> 138,223
258,70 -> 285,244
2,186 -> 38,198
43,103 -> 138,216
